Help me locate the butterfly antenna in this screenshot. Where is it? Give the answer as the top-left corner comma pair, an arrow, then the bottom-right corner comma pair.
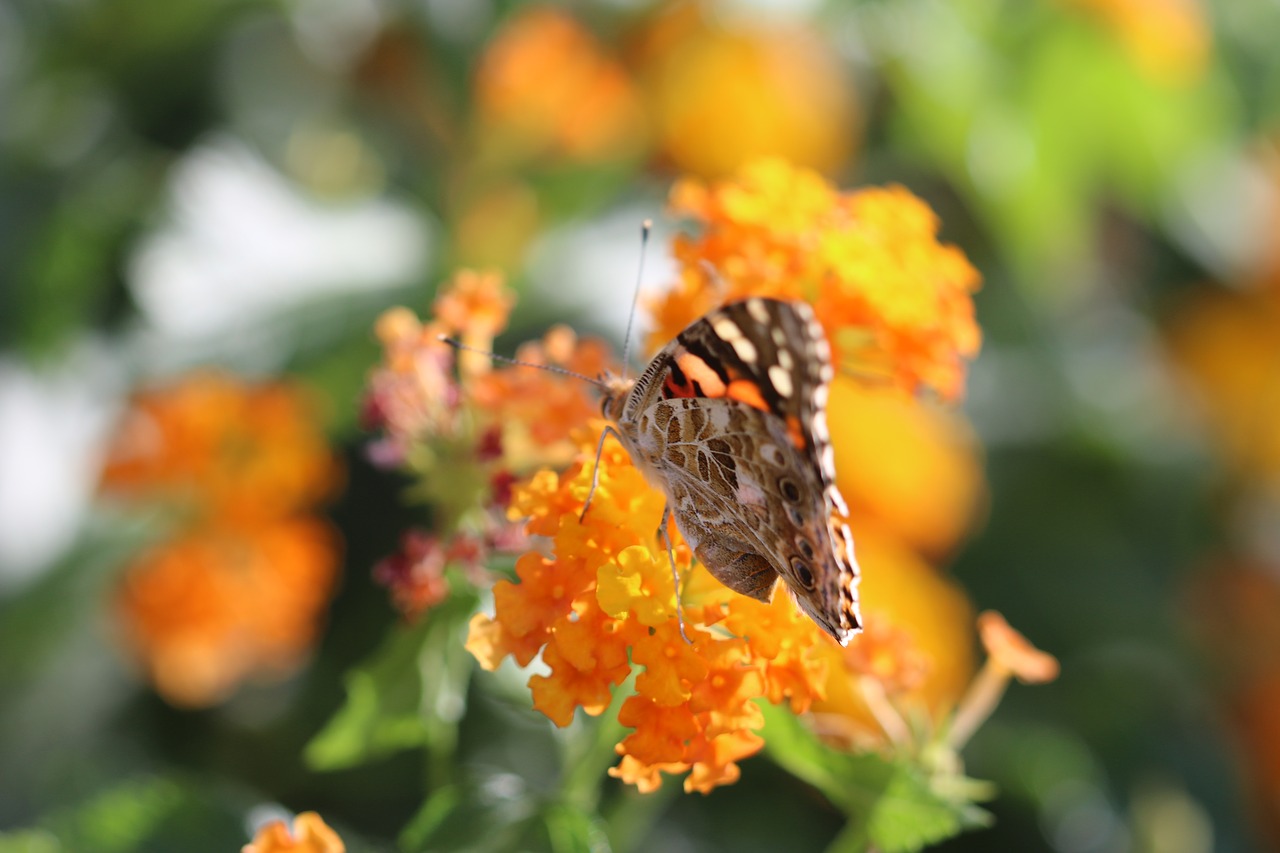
698,259 -> 730,303
619,219 -> 652,383
438,336 -> 608,391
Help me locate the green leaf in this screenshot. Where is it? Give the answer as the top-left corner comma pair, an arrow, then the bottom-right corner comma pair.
760,705 -> 990,853
306,590 -> 477,772
759,702 -> 866,805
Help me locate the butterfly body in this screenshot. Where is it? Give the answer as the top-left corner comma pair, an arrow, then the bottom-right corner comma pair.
601,298 -> 861,646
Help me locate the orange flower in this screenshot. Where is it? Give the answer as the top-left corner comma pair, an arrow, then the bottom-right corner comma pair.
949,611 -> 1059,748
1164,286 -> 1280,481
631,2 -> 858,179
977,611 -> 1060,685
651,159 -> 982,401
1062,0 -> 1209,85
244,812 -> 344,853
470,325 -> 615,469
101,372 -> 343,706
100,372 -> 341,525
466,428 -> 834,793
432,269 -> 516,364
114,519 -> 341,707
473,6 -> 646,165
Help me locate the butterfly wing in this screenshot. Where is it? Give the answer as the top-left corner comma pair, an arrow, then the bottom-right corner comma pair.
619,298 -> 861,645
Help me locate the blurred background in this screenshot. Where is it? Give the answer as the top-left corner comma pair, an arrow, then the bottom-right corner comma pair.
3,0 -> 1280,850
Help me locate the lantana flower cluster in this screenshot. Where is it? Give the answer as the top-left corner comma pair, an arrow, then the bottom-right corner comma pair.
363,270 -> 612,617
649,158 -> 982,402
371,159 -> 1056,793
100,373 -> 343,707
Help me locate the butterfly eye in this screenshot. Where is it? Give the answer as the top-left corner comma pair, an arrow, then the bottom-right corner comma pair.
778,477 -> 802,503
790,557 -> 815,589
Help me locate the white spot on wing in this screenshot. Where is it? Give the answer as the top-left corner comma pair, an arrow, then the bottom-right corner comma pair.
731,335 -> 758,363
768,364 -> 793,397
746,298 -> 770,324
712,317 -> 743,340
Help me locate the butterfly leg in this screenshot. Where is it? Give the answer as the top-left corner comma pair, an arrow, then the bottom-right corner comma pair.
657,508 -> 693,645
580,424 -> 623,522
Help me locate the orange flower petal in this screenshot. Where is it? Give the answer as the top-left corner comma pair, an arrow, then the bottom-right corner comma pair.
243,812 -> 344,853
977,611 -> 1060,684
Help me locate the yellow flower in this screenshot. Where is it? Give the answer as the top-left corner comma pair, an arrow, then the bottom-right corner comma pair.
828,379 -> 985,559
243,812 -> 344,853
632,2 -> 858,178
652,159 -> 982,402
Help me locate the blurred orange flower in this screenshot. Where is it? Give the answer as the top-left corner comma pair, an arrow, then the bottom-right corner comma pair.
1164,287 -> 1280,481
1062,0 -> 1209,84
365,271 -> 612,616
100,372 -> 341,526
115,521 -> 340,707
828,379 -> 985,559
1187,560 -> 1280,846
631,2 -> 858,178
101,372 -> 343,706
473,5 -> 646,165
810,525 -> 978,747
471,325 -> 614,469
243,811 -> 344,853
651,159 -> 982,401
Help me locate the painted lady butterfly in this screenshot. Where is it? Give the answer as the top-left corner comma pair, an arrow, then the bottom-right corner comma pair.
598,297 -> 862,646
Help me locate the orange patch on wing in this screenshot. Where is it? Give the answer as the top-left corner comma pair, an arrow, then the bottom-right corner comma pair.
677,352 -> 727,397
726,379 -> 770,413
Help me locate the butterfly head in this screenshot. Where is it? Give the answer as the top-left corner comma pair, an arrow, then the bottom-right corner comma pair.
598,372 -> 636,423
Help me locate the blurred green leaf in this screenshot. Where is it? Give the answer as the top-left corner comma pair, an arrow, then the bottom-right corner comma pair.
873,0 -> 1239,295
306,590 -> 477,772
28,776 -> 242,853
0,830 -> 61,853
761,705 -> 989,853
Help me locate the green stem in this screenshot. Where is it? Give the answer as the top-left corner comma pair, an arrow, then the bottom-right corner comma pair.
559,703 -> 628,812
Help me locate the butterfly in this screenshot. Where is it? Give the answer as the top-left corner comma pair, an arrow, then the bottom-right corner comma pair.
596,297 -> 862,646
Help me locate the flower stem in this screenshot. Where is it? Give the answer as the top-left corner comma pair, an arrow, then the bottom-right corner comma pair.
947,661 -> 1009,749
